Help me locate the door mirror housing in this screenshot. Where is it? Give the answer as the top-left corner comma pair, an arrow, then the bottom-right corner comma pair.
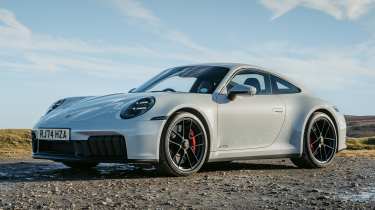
228,84 -> 257,100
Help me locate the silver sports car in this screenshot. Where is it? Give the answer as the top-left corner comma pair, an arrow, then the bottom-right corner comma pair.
32,63 -> 346,176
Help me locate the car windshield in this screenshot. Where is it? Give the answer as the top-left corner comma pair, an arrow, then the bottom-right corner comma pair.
133,66 -> 230,94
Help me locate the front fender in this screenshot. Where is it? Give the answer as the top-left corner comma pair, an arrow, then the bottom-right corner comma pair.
150,94 -> 218,155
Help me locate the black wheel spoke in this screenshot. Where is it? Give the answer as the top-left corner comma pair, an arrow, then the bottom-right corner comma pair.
173,147 -> 182,160
171,129 -> 184,141
311,125 -> 320,139
310,138 -> 320,146
189,119 -> 193,135
169,140 -> 181,147
313,146 -> 320,156
182,119 -> 185,139
185,151 -> 193,168
323,121 -> 331,138
192,132 -> 202,139
324,144 -> 335,150
321,120 -> 329,136
178,153 -> 185,167
322,145 -> 327,160
319,147 -> 323,161
189,147 -> 199,162
314,123 -> 322,135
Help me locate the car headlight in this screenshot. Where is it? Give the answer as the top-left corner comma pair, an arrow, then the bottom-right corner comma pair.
333,106 -> 340,112
120,97 -> 155,119
46,99 -> 66,114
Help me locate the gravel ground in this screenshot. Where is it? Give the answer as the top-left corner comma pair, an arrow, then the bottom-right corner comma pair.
0,157 -> 374,209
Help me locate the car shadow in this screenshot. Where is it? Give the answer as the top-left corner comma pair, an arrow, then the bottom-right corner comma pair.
201,161 -> 297,172
0,160 -> 298,183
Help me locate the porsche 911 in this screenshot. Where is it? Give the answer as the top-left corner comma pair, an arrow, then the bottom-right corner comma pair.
32,63 -> 346,176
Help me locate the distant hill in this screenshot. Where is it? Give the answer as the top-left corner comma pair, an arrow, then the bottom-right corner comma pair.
345,115 -> 375,138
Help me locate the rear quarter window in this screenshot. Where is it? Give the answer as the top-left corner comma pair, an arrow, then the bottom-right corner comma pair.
271,75 -> 301,94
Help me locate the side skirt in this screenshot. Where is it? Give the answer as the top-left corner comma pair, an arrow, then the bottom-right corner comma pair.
207,153 -> 300,163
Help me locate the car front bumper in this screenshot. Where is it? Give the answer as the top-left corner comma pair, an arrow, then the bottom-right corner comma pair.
32,119 -> 166,163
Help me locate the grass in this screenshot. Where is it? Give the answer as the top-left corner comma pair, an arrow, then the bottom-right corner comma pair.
0,129 -> 31,145
0,129 -> 375,159
337,150 -> 375,158
0,129 -> 32,159
338,136 -> 375,157
346,137 -> 375,150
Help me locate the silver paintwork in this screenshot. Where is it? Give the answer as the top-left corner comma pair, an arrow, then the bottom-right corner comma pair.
33,63 -> 347,162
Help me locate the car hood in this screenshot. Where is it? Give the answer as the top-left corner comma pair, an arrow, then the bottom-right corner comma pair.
39,92 -> 157,123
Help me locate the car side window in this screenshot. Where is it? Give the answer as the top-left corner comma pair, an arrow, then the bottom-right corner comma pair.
271,75 -> 301,94
227,70 -> 270,95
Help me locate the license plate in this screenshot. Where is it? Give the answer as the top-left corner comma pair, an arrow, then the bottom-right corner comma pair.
36,129 -> 70,141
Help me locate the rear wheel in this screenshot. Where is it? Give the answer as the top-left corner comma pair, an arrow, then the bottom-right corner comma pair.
62,162 -> 98,169
291,112 -> 338,168
159,112 -> 208,176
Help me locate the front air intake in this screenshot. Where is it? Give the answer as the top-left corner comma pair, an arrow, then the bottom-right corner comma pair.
34,135 -> 128,162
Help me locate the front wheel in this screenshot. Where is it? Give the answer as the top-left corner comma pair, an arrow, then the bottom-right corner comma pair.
159,112 -> 208,176
291,112 -> 338,168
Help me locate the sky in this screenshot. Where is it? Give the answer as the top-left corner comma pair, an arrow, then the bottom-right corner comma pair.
1,0 -> 375,128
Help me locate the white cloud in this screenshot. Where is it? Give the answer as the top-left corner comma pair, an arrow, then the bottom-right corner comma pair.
347,0 -> 375,19
112,0 -> 160,25
0,8 -> 171,77
0,9 -> 157,55
260,0 -> 375,20
0,9 -> 32,49
23,53 -> 159,79
109,0 -> 210,53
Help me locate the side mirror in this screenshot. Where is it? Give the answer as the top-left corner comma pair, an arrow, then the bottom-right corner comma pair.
128,88 -> 136,93
228,85 -> 257,100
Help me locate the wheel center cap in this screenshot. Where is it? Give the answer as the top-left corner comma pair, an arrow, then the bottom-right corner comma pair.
182,140 -> 190,150
319,136 -> 324,145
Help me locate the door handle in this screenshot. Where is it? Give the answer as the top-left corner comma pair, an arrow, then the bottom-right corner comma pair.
272,107 -> 284,113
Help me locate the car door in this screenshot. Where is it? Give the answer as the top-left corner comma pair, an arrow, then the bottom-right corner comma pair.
217,69 -> 285,150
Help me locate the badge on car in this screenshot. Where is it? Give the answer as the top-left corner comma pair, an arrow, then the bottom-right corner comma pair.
37,129 -> 70,141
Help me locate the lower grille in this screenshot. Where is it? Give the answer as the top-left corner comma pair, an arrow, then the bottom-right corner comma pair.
85,136 -> 127,157
32,135 -> 127,161
39,140 -> 75,155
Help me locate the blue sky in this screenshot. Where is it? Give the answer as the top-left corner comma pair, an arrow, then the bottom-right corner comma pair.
1,0 -> 375,128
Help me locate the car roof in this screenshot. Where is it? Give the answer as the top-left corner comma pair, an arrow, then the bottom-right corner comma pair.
179,63 -> 308,92
186,63 -> 257,69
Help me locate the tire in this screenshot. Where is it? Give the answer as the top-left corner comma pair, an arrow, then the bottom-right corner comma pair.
291,112 -> 338,168
159,112 -> 209,176
62,161 -> 99,169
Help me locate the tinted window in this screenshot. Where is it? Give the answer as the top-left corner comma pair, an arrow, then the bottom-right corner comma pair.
134,66 -> 229,94
227,70 -> 270,95
271,75 -> 301,94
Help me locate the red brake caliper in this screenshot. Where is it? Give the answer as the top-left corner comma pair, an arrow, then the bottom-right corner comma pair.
189,129 -> 196,153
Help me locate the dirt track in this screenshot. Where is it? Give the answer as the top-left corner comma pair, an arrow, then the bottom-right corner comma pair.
0,157 -> 374,209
